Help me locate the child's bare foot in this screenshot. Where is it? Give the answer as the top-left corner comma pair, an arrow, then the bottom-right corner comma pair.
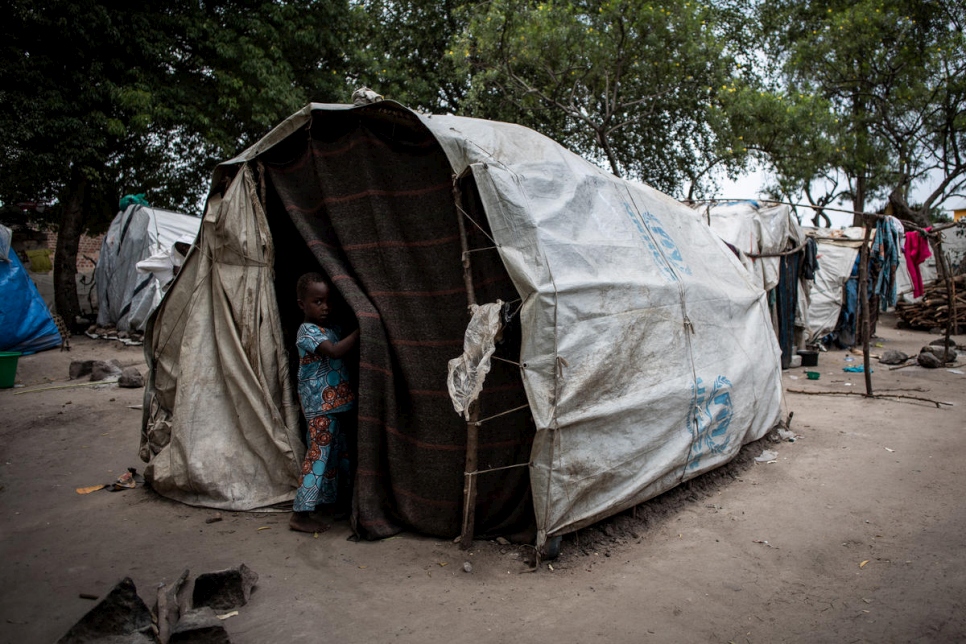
289,511 -> 330,534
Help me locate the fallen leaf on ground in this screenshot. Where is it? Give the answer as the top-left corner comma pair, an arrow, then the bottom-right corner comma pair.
859,560 -> 869,568
76,485 -> 108,495
885,447 -> 895,453
257,526 -> 271,531
438,562 -> 448,567
217,611 -> 238,620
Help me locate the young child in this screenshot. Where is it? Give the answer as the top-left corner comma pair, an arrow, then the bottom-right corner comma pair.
290,272 -> 360,533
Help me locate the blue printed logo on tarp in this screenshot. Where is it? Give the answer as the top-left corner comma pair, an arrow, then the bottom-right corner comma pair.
686,375 -> 734,472
622,202 -> 692,282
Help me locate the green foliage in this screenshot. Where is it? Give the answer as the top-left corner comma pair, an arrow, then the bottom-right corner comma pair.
757,0 -> 966,222
353,0 -> 477,112
453,0 -> 753,196
0,0 -> 354,222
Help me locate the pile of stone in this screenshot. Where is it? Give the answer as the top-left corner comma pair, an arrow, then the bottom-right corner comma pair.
70,359 -> 144,388
57,564 -> 257,643
895,275 -> 966,333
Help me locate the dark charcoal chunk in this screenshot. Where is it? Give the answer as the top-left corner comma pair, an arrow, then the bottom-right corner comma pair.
169,608 -> 231,644
192,565 -> 257,611
57,577 -> 157,643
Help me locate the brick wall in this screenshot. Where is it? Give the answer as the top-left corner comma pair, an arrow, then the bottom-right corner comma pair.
44,231 -> 105,273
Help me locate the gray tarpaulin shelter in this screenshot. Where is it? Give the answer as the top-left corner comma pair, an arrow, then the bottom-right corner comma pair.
95,204 -> 201,332
143,102 -> 783,548
693,200 -> 811,367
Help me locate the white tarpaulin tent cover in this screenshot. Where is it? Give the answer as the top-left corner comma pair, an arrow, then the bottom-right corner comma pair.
95,204 -> 201,332
803,227 -> 864,343
694,201 -> 805,291
144,103 -> 783,543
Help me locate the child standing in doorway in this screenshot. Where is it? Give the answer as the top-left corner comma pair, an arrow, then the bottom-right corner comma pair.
290,272 -> 360,533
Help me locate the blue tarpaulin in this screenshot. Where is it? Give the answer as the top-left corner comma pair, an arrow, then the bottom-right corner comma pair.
0,250 -> 62,353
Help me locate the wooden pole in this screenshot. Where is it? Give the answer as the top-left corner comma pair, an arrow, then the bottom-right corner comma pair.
933,238 -> 957,363
454,176 -> 480,551
858,222 -> 873,396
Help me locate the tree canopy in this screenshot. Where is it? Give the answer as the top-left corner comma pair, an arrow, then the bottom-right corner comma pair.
3,0 -> 964,324
453,0 -> 756,197
0,0 -> 353,323
756,0 -> 966,225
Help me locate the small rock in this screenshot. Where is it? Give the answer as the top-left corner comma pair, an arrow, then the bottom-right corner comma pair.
118,367 -> 145,389
917,351 -> 943,369
193,564 -> 258,611
929,338 -> 959,349
56,577 -> 155,643
69,359 -> 96,380
878,349 -> 908,365
90,360 -> 123,381
170,607 -> 231,644
462,561 -> 473,573
117,331 -> 130,339
495,537 -> 510,546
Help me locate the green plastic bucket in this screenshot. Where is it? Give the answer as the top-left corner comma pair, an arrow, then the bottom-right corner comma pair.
0,352 -> 21,388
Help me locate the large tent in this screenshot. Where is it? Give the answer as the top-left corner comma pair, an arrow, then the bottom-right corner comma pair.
95,204 -> 201,332
142,102 -> 783,548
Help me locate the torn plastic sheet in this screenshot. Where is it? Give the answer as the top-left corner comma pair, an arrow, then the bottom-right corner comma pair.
447,301 -> 504,420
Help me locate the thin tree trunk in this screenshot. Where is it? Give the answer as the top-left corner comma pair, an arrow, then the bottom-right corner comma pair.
596,131 -> 622,178
858,223 -> 873,396
53,175 -> 87,329
852,174 -> 866,227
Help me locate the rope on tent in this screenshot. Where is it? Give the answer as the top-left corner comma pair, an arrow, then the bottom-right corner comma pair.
462,245 -> 499,256
453,194 -> 498,247
472,404 -> 530,426
491,355 -> 522,367
746,241 -> 808,258
465,461 -> 530,477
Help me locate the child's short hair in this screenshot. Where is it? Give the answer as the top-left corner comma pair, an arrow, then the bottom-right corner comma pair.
297,272 -> 328,300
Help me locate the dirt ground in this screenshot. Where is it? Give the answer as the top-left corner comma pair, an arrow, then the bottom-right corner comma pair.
1,312 -> 964,643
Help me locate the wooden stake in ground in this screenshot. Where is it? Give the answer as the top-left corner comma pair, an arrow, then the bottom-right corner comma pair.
933,236 -> 957,362
858,223 -> 873,396
454,176 -> 480,551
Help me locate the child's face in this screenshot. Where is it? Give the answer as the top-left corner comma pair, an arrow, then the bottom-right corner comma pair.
298,281 -> 330,325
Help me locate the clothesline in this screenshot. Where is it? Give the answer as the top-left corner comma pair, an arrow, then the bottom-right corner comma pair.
713,198 -> 964,238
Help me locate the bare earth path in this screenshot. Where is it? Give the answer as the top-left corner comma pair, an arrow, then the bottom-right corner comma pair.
1,313 -> 964,643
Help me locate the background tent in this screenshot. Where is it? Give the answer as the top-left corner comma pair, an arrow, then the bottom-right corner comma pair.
803,227 -> 864,344
0,226 -> 62,353
95,204 -> 201,332
143,102 -> 783,548
692,201 -> 812,367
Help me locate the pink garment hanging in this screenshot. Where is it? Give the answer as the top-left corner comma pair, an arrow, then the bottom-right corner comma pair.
903,230 -> 932,298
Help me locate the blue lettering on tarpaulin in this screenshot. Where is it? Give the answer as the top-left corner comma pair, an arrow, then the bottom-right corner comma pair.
686,375 -> 734,472
622,202 -> 692,282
